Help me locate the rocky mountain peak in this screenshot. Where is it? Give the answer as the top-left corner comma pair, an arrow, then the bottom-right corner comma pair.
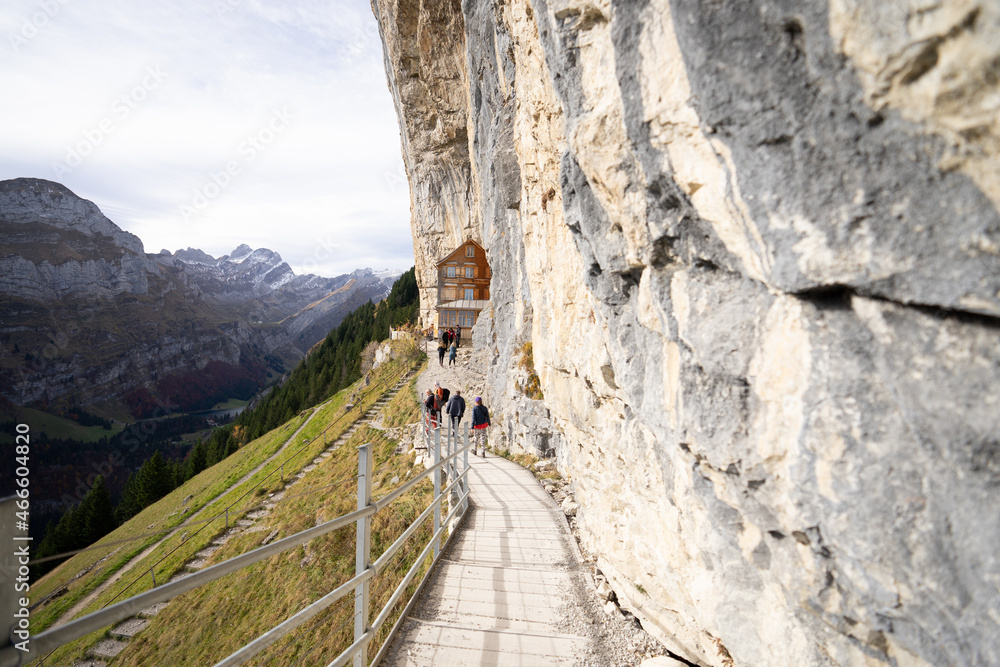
0,178 -> 150,299
227,244 -> 254,262
0,177 -> 145,255
173,247 -> 218,265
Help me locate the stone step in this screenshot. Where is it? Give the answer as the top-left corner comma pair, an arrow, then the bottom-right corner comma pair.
246,509 -> 269,520
88,639 -> 128,658
139,602 -> 169,618
111,618 -> 150,638
73,660 -> 107,666
236,519 -> 255,528
220,525 -> 243,538
186,559 -> 207,570
195,546 -> 219,559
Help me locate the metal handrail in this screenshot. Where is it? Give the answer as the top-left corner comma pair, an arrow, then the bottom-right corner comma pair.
1,408 -> 470,667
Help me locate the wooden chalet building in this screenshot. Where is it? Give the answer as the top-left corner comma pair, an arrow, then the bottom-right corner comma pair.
434,239 -> 491,336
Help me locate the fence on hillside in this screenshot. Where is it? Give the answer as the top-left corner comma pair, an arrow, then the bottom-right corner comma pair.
0,410 -> 470,667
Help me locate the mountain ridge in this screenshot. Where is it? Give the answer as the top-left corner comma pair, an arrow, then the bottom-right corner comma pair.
0,177 -> 403,418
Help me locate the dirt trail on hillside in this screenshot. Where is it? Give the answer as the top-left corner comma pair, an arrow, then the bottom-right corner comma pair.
416,345 -> 485,408
50,406 -> 323,629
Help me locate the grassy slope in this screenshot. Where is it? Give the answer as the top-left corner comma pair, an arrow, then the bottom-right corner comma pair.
31,413 -> 312,629
40,344 -> 428,665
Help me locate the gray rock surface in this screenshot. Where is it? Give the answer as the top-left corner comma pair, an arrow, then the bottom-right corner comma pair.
373,0 -> 1000,665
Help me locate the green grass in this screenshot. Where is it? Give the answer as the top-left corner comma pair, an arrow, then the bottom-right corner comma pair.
35,342 -> 426,666
209,397 -> 249,410
0,405 -> 123,442
29,413 -> 311,631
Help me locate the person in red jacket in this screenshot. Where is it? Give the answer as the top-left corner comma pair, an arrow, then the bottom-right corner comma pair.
471,396 -> 490,457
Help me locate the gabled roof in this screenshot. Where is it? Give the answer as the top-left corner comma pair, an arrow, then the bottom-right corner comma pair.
436,238 -> 485,266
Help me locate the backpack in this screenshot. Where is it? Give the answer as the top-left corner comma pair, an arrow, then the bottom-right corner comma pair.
440,387 -> 451,404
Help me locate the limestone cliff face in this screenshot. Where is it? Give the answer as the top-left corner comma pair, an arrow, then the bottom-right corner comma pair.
373,1 -> 1000,665
0,179 -> 150,300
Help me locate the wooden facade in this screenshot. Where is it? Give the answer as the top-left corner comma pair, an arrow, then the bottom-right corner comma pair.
434,239 -> 491,336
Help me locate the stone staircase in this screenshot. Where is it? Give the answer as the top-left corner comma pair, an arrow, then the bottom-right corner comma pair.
71,362 -> 421,666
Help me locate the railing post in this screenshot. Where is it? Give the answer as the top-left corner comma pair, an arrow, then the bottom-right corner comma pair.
433,427 -> 441,560
448,418 -> 458,512
354,443 -> 373,667
463,422 -> 470,511
421,404 -> 429,450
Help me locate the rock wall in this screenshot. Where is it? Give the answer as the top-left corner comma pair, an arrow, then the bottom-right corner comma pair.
372,1 -> 1000,665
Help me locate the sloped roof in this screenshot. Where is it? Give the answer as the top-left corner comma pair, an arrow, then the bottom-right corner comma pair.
436,238 -> 485,266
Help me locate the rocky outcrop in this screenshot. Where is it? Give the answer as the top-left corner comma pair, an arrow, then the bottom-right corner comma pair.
373,1 -> 1000,665
0,179 -> 150,300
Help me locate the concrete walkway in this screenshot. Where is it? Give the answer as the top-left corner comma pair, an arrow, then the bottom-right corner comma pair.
383,452 -> 591,666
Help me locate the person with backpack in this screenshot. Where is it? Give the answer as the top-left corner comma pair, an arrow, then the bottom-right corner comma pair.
445,390 -> 466,432
435,382 -> 450,413
448,341 -> 457,366
424,389 -> 439,429
471,396 -> 490,457
437,341 -> 446,367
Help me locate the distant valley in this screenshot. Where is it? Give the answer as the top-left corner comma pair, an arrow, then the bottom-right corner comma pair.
0,177 -> 402,420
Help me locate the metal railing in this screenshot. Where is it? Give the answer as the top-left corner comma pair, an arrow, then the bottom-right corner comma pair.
0,410 -> 470,667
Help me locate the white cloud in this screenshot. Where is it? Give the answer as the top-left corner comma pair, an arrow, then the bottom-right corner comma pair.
0,0 -> 413,277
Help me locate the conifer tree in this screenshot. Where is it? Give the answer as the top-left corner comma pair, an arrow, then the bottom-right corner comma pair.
115,470 -> 143,524
186,441 -> 208,480
138,451 -> 174,507
78,475 -> 116,545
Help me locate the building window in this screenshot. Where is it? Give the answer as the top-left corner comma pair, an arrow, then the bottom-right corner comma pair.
446,266 -> 456,277
460,311 -> 475,327
464,288 -> 474,300
449,311 -> 457,326
465,266 -> 474,278
465,245 -> 475,257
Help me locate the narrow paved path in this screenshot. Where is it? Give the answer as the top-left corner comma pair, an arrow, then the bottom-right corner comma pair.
383,453 -> 592,666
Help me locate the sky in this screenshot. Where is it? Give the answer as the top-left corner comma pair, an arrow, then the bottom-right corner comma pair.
0,0 -> 413,277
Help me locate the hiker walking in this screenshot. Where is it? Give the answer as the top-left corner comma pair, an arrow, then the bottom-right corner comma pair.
471,396 -> 491,457
448,341 -> 457,366
437,340 -> 446,367
435,381 -> 450,410
445,390 -> 466,432
424,389 -> 439,430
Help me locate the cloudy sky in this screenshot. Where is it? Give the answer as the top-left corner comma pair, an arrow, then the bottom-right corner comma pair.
0,0 -> 413,277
